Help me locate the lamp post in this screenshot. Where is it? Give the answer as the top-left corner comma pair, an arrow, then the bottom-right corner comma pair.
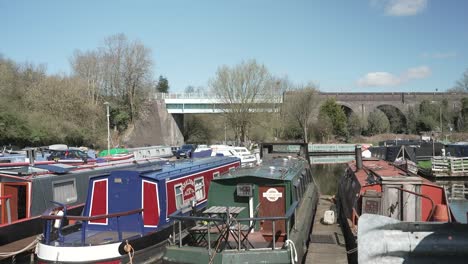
440,104 -> 443,134
104,102 -> 110,157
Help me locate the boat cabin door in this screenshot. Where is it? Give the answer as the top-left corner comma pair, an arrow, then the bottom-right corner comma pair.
1,183 -> 29,224
382,183 -> 419,221
258,186 -> 286,242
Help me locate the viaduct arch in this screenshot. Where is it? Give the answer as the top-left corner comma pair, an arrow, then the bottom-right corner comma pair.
316,92 -> 463,129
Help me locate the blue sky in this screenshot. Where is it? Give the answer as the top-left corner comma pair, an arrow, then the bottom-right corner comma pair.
1,0 -> 467,92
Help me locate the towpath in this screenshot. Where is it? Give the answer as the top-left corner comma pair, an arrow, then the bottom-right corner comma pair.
305,195 -> 348,264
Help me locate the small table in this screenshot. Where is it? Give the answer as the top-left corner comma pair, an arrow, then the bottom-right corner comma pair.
201,206 -> 246,249
203,206 -> 245,216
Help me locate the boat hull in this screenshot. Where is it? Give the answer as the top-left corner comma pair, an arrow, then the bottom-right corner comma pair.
37,224 -> 173,263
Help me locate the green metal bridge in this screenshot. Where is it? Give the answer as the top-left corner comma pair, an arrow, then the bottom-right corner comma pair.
308,144 -> 356,155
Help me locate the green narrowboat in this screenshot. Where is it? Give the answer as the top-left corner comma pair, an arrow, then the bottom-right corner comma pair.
164,143 -> 319,264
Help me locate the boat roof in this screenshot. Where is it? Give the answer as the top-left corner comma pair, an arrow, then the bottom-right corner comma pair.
216,156 -> 305,181
349,158 -> 435,186
138,156 -> 239,181
0,159 -> 164,181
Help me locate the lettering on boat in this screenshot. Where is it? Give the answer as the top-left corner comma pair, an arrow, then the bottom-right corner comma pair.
262,188 -> 283,202
181,178 -> 195,201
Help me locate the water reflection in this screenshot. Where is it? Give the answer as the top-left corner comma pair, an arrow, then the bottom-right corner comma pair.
311,162 -> 347,195
435,180 -> 468,223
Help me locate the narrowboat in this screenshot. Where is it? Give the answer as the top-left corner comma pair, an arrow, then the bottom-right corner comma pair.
0,156 -> 163,262
36,156 -> 240,263
337,146 -> 456,263
163,143 -> 319,264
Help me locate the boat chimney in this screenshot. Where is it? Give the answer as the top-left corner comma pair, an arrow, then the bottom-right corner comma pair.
26,148 -> 36,166
355,145 -> 362,171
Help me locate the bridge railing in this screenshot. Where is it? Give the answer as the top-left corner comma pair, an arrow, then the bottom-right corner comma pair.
154,92 -> 283,102
154,92 -> 213,100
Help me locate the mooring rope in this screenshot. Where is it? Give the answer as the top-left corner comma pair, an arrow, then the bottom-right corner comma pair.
285,239 -> 298,264
124,240 -> 135,264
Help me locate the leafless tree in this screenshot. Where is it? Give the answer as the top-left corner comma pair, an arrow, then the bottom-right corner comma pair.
70,33 -> 153,121
282,84 -> 320,143
210,60 -> 273,144
70,50 -> 103,105
451,69 -> 468,92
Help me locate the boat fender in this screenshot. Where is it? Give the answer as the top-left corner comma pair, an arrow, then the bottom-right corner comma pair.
432,204 -> 449,222
285,239 -> 298,264
124,240 -> 134,264
323,210 -> 335,225
53,210 -> 64,229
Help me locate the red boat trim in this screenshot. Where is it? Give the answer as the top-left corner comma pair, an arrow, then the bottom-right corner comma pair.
89,179 -> 108,224
0,173 -> 33,181
142,180 -> 160,227
165,161 -> 240,218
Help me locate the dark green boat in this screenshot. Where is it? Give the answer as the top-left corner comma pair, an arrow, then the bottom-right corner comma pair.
164,143 -> 319,264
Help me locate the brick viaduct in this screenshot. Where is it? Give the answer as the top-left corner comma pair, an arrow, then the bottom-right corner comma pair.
314,92 -> 464,122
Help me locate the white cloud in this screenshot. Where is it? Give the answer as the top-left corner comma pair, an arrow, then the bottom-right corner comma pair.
357,72 -> 401,87
357,65 -> 431,87
421,52 -> 457,59
371,0 -> 427,16
404,66 -> 431,79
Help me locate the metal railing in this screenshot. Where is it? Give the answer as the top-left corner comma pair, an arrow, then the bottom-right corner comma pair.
42,207 -> 144,246
154,92 -> 283,102
169,201 -> 298,252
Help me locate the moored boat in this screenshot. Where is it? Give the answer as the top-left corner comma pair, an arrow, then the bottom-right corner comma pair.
36,156 -> 240,263
337,146 -> 455,263
163,143 -> 319,264
0,155 -> 164,262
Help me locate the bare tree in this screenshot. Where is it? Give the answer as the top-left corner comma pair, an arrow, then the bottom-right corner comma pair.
451,69 -> 468,92
210,60 -> 272,144
282,84 -> 320,143
270,76 -> 293,139
122,39 -> 153,121
70,33 -> 154,122
70,50 -> 103,105
184,85 -> 195,93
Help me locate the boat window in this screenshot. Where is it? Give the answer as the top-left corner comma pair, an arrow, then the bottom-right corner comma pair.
306,170 -> 312,185
213,171 -> 220,178
302,179 -> 306,194
299,175 -> 306,194
294,181 -> 302,200
301,170 -> 309,185
304,176 -> 308,190
175,185 -> 183,209
53,179 -> 77,204
195,177 -> 205,201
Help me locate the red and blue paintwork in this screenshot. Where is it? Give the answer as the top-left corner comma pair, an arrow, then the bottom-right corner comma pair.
37,156 -> 240,264
84,156 -> 240,231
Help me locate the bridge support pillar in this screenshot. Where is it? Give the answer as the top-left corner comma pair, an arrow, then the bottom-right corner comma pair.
172,114 -> 184,137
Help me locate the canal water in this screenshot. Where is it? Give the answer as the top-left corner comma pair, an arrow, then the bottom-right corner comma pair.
310,157 -> 468,223
311,163 -> 346,195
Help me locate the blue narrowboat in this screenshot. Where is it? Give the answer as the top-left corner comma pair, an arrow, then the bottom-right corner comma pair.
36,156 -> 240,263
